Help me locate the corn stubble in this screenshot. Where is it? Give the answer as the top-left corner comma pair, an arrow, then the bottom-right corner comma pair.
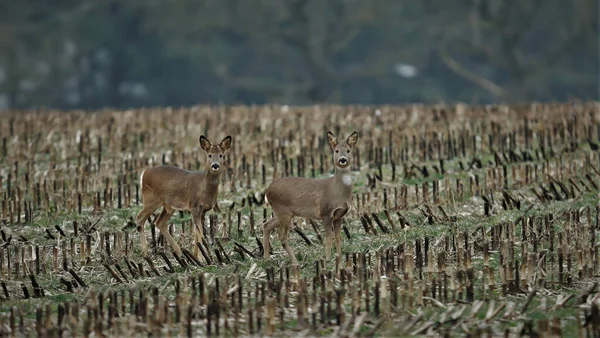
0,102 -> 598,336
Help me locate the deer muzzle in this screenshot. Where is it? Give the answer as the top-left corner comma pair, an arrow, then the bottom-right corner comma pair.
211,163 -> 220,171
338,157 -> 348,166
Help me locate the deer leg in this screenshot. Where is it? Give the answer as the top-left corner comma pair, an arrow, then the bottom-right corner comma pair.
332,205 -> 349,260
323,216 -> 333,262
333,218 -> 342,260
136,201 -> 161,257
263,217 -> 279,259
192,208 -> 206,259
155,206 -> 181,258
276,214 -> 297,265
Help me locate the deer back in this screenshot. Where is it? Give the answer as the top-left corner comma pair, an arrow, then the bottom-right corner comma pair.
266,175 -> 351,220
142,165 -> 209,211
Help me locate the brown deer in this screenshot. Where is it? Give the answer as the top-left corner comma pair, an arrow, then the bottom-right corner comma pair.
263,131 -> 358,265
136,135 -> 232,258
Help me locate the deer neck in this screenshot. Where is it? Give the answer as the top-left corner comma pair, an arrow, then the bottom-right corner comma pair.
188,166 -> 220,209
333,167 -> 353,196
200,166 -> 220,192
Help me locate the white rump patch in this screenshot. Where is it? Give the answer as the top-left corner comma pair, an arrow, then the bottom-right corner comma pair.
140,170 -> 145,188
342,174 -> 352,186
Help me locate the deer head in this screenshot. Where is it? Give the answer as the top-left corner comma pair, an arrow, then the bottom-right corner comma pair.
199,135 -> 232,174
327,131 -> 358,170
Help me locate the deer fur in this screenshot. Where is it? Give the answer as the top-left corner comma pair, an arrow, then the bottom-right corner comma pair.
136,135 -> 232,258
263,131 -> 358,265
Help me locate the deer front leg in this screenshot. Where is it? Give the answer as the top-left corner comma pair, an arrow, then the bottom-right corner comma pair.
332,205 -> 349,260
192,207 -> 206,259
323,216 -> 333,262
333,218 -> 342,259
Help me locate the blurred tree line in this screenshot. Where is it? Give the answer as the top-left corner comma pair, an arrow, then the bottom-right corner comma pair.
0,0 -> 597,110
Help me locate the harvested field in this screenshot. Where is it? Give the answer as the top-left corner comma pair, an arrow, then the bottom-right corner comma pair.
0,102 -> 599,337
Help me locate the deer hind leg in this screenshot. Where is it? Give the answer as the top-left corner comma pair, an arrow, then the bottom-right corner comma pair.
274,212 -> 297,265
155,206 -> 181,257
262,217 -> 279,259
136,198 -> 162,257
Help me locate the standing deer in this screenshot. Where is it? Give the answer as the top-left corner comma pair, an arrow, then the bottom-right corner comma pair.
263,131 -> 358,265
136,135 -> 232,258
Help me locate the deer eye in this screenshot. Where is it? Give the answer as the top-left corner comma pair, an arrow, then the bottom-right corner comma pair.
346,150 -> 350,153
335,149 -> 339,153
219,154 -> 223,158
208,154 -> 212,158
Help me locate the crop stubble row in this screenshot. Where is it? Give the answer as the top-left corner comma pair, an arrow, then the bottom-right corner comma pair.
0,102 -> 599,336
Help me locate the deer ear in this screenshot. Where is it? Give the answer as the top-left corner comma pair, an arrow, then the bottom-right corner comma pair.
219,135 -> 232,151
327,131 -> 339,148
199,135 -> 212,151
346,131 -> 358,147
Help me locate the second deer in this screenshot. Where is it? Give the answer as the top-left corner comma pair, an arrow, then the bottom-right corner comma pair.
263,131 -> 358,265
136,135 -> 232,259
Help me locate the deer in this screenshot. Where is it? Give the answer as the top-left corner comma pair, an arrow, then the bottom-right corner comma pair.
136,135 -> 232,259
263,131 -> 358,265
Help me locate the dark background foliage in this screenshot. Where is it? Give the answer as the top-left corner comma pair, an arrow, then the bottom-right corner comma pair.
0,0 -> 598,110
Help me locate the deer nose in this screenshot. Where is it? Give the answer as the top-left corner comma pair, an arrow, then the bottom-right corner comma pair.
339,157 -> 348,165
211,163 -> 220,171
